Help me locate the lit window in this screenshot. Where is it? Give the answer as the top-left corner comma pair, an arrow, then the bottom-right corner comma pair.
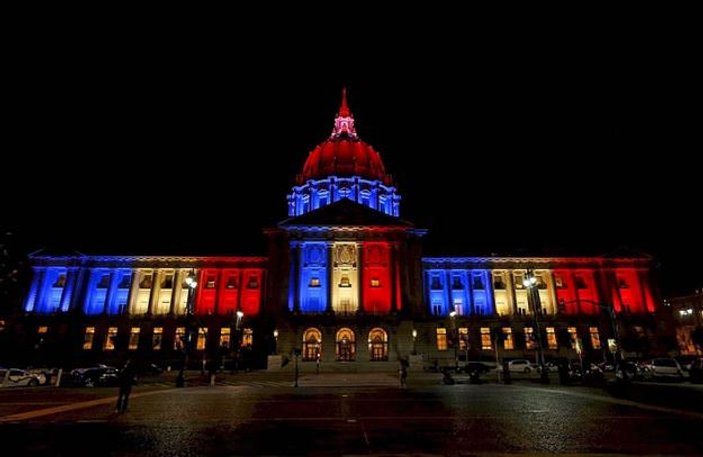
546,327 -> 557,349
481,328 -> 492,350
174,327 -> 185,350
226,276 -> 238,289
129,327 -> 140,350
38,326 -> 48,334
503,327 -> 514,350
310,277 -> 321,287
524,327 -> 536,350
197,328 -> 207,350
370,278 -> 380,287
241,328 -> 253,347
206,276 -> 216,289
568,327 -> 578,348
220,328 -> 231,348
105,327 -> 118,351
458,328 -> 469,351
432,303 -> 442,316
436,328 -> 447,351
152,327 -> 163,350
589,327 -> 601,349
555,275 -> 566,288
453,299 -> 463,315
339,275 -> 351,287
83,327 -> 95,350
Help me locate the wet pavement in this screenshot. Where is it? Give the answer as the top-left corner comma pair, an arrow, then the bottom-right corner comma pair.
1,373 -> 702,456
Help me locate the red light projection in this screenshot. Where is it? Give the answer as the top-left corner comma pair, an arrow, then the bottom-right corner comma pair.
553,269 -> 600,314
362,242 -> 392,314
218,269 -> 241,315
612,269 -> 649,314
195,268 -> 218,315
239,269 -> 263,316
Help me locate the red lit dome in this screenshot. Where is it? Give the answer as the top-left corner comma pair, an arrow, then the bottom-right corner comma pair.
297,89 -> 392,185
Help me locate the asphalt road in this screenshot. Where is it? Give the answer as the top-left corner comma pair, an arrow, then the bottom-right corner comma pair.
1,373 -> 702,456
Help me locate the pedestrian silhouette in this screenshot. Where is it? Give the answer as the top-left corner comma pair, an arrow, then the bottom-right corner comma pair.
116,360 -> 136,413
399,357 -> 409,388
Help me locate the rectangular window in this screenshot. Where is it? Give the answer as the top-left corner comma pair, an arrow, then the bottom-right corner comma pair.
472,275 -> 484,290
83,327 -> 95,350
555,275 -> 565,288
197,328 -> 207,350
546,327 -> 557,349
226,275 -> 238,289
247,276 -> 259,289
451,276 -> 463,289
453,299 -> 463,315
514,272 -> 525,289
339,275 -> 351,287
53,274 -> 67,287
436,328 -> 447,351
97,274 -> 110,289
524,327 -> 536,350
118,275 -> 131,288
432,303 -> 442,316
503,327 -> 514,350
568,327 -> 578,348
589,327 -> 601,349
370,278 -> 380,287
139,273 -> 153,289
430,276 -> 442,290
175,327 -> 185,350
162,274 -> 174,289
105,327 -> 118,351
220,328 -> 231,348
152,327 -> 163,350
129,327 -> 140,350
492,273 -> 506,290
458,327 -> 469,351
309,277 -> 321,287
241,328 -> 253,347
206,276 -> 216,289
38,326 -> 49,334
481,327 -> 492,350
574,276 -> 587,289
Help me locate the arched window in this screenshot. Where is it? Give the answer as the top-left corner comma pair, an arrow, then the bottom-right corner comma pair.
302,328 -> 322,361
368,328 -> 388,361
336,328 -> 356,361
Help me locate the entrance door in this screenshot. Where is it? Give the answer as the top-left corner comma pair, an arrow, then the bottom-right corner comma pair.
336,328 -> 356,361
368,328 -> 388,361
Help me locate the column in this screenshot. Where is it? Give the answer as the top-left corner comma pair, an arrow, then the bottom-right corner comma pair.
357,242 -> 364,313
391,244 -> 399,313
103,270 -> 118,315
326,242 -> 334,313
293,243 -> 301,313
127,270 -> 140,314
170,269 -> 183,316
147,270 -> 161,315
545,271 -> 558,315
506,270 -> 517,316
443,270 -> 451,315
60,268 -> 78,312
213,269 -> 223,315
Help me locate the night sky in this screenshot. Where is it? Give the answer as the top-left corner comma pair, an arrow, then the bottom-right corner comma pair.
4,26 -> 700,296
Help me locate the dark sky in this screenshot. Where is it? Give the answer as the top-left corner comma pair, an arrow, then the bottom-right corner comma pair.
4,23 -> 701,296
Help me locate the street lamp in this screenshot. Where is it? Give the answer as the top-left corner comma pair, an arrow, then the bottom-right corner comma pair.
449,310 -> 458,370
176,269 -> 198,388
273,329 -> 279,355
523,270 -> 549,384
412,329 -> 417,355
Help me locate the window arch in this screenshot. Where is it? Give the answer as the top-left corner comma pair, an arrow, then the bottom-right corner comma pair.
336,328 -> 356,361
368,327 -> 388,361
302,328 -> 322,361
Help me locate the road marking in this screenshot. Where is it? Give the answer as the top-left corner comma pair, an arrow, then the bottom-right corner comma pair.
519,385 -> 703,419
0,389 -> 173,422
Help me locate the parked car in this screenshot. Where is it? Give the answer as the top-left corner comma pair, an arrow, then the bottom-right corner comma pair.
0,368 -> 45,387
640,358 -> 684,380
689,358 -> 703,384
68,366 -> 119,387
507,359 -> 534,373
459,361 -> 492,375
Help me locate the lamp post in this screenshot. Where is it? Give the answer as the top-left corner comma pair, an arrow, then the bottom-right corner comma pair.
412,329 -> 417,355
524,269 -> 549,384
449,310 -> 458,370
176,269 -> 198,388
273,329 -> 279,355
235,311 -> 244,371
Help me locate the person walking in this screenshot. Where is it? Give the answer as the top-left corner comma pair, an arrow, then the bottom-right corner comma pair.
399,357 -> 409,388
116,360 -> 136,413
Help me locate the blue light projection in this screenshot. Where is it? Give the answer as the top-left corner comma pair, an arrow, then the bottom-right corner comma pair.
83,268 -> 112,315
425,268 -> 494,316
26,267 -> 69,314
287,176 -> 401,217
299,242 -> 328,313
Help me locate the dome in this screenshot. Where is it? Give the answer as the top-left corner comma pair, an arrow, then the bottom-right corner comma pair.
297,89 -> 392,185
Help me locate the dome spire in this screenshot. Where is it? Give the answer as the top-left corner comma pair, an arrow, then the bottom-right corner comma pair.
331,87 -> 357,139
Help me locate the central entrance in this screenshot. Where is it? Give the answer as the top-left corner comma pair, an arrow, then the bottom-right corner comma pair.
368,328 -> 388,361
336,328 -> 356,361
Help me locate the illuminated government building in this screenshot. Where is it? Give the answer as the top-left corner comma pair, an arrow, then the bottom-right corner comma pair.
11,90 -> 672,370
